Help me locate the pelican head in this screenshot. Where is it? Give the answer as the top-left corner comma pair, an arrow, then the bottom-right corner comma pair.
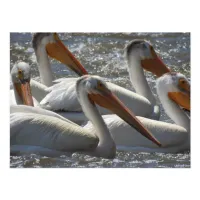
11,62 -> 34,106
77,75 -> 161,147
32,33 -> 88,76
157,72 -> 190,111
125,39 -> 170,77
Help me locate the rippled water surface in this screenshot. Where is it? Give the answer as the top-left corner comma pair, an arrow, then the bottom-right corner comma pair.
10,32 -> 190,168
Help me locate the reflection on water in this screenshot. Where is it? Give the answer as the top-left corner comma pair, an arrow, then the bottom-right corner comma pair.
10,32 -> 190,168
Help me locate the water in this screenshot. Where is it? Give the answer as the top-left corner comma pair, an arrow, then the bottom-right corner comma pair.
10,32 -> 190,168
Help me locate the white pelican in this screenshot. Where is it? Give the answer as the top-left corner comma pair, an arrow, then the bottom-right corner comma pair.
10,75 -> 161,158
10,62 -> 34,106
29,32 -> 88,102
31,33 -> 170,122
84,72 -> 190,153
124,39 -> 171,119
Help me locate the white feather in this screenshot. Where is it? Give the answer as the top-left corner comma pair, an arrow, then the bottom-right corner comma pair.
40,79 -> 152,117
10,112 -> 98,151
85,115 -> 189,152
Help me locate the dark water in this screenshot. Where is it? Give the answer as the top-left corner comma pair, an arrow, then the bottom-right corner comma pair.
10,32 -> 190,168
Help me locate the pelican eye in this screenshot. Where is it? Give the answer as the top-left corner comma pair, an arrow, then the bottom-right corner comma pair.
97,81 -> 105,90
179,78 -> 186,84
17,69 -> 24,80
178,78 -> 190,93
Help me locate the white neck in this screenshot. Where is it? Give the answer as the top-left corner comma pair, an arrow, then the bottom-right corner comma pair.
78,89 -> 116,158
35,47 -> 54,87
157,89 -> 190,131
127,54 -> 157,106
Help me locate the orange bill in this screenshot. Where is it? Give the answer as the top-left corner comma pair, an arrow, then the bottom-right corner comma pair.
141,47 -> 170,77
89,92 -> 162,147
168,92 -> 190,111
14,81 -> 34,106
45,33 -> 88,76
